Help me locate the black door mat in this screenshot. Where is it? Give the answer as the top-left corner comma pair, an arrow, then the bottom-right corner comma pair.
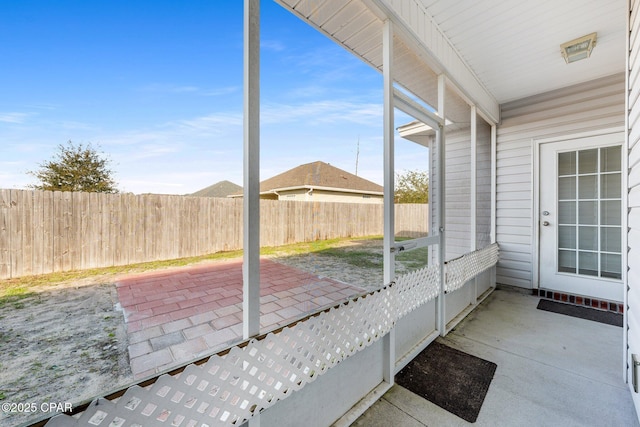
537,299 -> 622,327
395,341 -> 497,423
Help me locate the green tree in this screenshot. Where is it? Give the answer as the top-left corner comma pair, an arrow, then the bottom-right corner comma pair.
395,170 -> 428,203
28,141 -> 118,193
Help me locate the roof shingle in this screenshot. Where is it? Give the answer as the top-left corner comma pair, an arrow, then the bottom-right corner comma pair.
260,161 -> 383,194
191,180 -> 243,198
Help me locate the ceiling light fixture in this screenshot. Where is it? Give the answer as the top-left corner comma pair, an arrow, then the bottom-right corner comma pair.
561,33 -> 597,64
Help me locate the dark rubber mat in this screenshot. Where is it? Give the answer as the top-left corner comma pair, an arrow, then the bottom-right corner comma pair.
537,299 -> 622,327
395,341 -> 497,423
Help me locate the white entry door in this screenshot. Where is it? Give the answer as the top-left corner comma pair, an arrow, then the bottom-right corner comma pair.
539,132 -> 624,302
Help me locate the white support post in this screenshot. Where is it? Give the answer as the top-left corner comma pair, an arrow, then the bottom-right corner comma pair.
243,0 -> 260,341
383,21 -> 395,288
437,74 -> 446,336
470,105 -> 477,252
490,124 -> 497,244
470,106 -> 478,302
382,19 -> 396,383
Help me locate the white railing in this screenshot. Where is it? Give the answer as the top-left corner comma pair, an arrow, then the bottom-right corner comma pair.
445,243 -> 499,293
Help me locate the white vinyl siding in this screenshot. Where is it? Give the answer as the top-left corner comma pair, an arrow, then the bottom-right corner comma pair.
445,132 -> 471,259
428,118 -> 492,261
273,189 -> 384,204
627,0 -> 640,417
497,73 -> 625,288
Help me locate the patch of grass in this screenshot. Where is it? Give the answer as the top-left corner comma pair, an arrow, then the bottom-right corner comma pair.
0,286 -> 37,309
263,236 -> 387,268
265,235 -> 430,272
4,286 -> 30,297
0,391 -> 5,400
396,247 -> 429,270
1,297 -> 35,311
260,237 -> 362,257
314,243 -> 428,272
317,249 -> 383,269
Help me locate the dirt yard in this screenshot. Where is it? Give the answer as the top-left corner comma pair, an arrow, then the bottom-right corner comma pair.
0,278 -> 132,427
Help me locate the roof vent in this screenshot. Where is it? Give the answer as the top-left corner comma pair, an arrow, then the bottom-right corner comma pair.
561,33 -> 597,64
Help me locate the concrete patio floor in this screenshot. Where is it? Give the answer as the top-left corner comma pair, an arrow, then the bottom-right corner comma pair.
115,258 -> 364,379
352,285 -> 639,427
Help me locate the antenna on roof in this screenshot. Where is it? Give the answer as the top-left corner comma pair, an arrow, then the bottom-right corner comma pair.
355,136 -> 360,176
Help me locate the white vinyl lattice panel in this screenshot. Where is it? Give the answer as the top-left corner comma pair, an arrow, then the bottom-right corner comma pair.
45,248 -> 498,427
445,243 -> 499,293
394,264 -> 441,318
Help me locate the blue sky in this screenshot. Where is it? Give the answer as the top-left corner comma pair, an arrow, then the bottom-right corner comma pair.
1,1 -> 428,194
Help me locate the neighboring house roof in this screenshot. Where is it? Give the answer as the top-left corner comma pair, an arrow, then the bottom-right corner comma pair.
191,180 -> 242,198
259,161 -> 383,196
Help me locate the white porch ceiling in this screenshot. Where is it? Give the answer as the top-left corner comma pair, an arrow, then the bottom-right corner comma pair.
278,0 -> 626,121
419,0 -> 627,104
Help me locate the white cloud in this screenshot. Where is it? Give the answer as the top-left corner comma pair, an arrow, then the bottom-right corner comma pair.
119,168 -> 243,195
139,83 -> 198,93
0,112 -> 32,124
261,39 -> 285,52
97,112 -> 242,154
0,170 -> 32,189
117,143 -> 181,161
138,84 -> 239,97
261,100 -> 382,126
0,160 -> 26,167
58,120 -> 99,131
0,98 -> 386,194
176,112 -> 243,131
284,85 -> 332,99
25,103 -> 60,110
282,45 -> 376,85
202,86 -> 239,97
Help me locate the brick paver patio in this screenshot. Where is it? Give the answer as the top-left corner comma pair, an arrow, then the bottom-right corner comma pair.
116,258 -> 364,378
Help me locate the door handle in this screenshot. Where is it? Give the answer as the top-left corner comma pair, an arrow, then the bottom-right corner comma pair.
542,221 -> 550,226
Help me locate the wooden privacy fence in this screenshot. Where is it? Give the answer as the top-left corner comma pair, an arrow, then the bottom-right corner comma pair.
0,189 -> 428,279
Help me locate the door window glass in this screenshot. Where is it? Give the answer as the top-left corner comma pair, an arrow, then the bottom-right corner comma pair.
601,146 -> 621,172
558,151 -> 576,175
556,146 -> 622,280
601,254 -> 622,279
578,149 -> 598,174
558,201 -> 576,224
558,225 -> 576,249
578,201 -> 597,224
559,177 -> 576,199
601,173 -> 621,198
578,226 -> 598,251
601,201 -> 621,225
578,251 -> 598,276
558,250 -> 576,273
578,175 -> 597,199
